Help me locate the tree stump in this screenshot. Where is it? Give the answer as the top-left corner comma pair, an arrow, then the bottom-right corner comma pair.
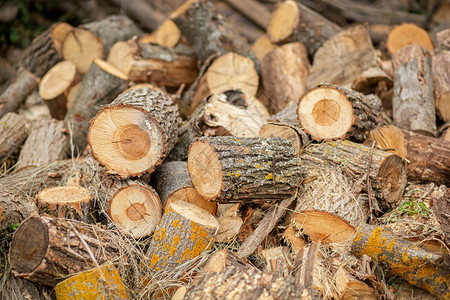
187,136 -> 303,203
88,87 -> 181,178
0,112 -> 28,167
297,84 -> 382,141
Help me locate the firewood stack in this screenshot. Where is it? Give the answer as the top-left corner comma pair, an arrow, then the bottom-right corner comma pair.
0,0 -> 449,299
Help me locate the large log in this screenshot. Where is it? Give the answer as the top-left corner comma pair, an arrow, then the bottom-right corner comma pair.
0,112 -> 28,167
188,137 -> 303,203
88,87 -> 181,178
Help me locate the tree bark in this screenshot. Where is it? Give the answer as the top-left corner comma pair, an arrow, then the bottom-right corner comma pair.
432,49 -> 450,122
259,122 -> 309,157
0,112 -> 28,166
0,187 -> 37,232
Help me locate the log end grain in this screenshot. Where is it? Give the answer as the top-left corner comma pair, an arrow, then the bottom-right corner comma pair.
266,0 -> 299,43
386,23 -> 434,55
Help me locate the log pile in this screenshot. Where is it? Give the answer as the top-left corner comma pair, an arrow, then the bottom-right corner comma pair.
0,1 -> 449,299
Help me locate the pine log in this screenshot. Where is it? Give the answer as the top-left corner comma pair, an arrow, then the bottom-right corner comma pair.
301,140 -> 407,206
0,187 -> 37,232
152,161 -> 217,214
54,263 -> 127,299
88,87 -> 181,178
151,19 -> 181,48
35,186 -> 94,223
266,0 -> 341,56
261,42 -> 310,114
0,112 -> 28,167
351,224 -> 450,300
386,23 -> 434,55
307,24 -> 378,88
16,119 -> 70,171
65,59 -> 127,155
297,84 -> 382,141
188,137 -> 303,203
9,215 -> 121,286
146,200 -> 219,271
38,60 -> 79,120
392,44 -> 436,136
251,35 -> 277,62
432,50 -> 450,122
431,185 -> 450,247
171,0 -> 250,63
368,125 -> 450,185
259,122 -> 309,157
106,39 -> 198,87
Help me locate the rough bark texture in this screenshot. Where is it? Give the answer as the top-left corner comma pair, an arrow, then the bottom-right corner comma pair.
393,44 -> 436,136
259,122 -> 309,157
432,50 -> 450,122
16,119 -> 69,171
9,215 -> 121,287
351,224 -> 450,300
65,59 -> 126,155
431,185 -> 450,247
0,274 -> 49,300
0,187 -> 37,232
0,112 -> 28,166
188,137 -> 303,203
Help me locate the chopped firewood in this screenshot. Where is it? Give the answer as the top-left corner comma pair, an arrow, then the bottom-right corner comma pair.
152,161 -> 217,214
266,0 -> 341,56
261,246 -> 292,276
432,49 -> 450,122
188,136 -> 303,203
393,44 -> 436,136
368,125 -> 450,185
9,215 -> 121,286
430,185 -> 450,248
0,113 -> 28,167
145,200 -> 219,271
49,22 -> 73,56
435,28 -> 450,51
215,214 -> 243,243
351,66 -> 393,110
251,35 -> 277,62
282,223 -> 306,254
297,84 -> 382,142
386,23 -> 434,55
54,264 -> 127,299
261,42 -> 310,114
259,122 -> 309,156
65,81 -> 81,110
88,87 -> 181,178
152,19 -> 181,48
0,187 -> 37,232
202,249 -> 253,274
351,224 -> 450,300
335,266 -> 377,300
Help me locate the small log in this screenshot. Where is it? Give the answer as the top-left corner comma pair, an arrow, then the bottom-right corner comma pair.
259,122 -> 309,156
0,274 -> 49,300
171,0 -> 250,63
151,19 -> 181,48
61,28 -> 104,74
351,66 -> 393,110
0,187 -> 37,232
335,266 -> 377,300
65,59 -> 127,155
65,81 -> 81,110
261,42 -> 310,114
202,248 -> 253,274
297,84 -> 382,142
16,119 -> 69,171
432,49 -> 450,122
431,185 -> 450,247
386,23 -> 434,55
351,224 -> 450,300
307,24 -> 378,88
107,39 -> 198,88
88,87 -> 181,178
215,214 -> 243,243
301,140 -> 407,206
266,0 -> 341,56
152,161 -> 217,214
251,35 -> 277,62
392,44 -> 436,136
222,0 -> 271,30
188,136 -> 303,203
0,112 -> 28,167
368,125 -> 450,185
38,60 -> 79,120
146,200 -> 219,271
9,215 -> 121,286
35,186 -> 94,223
108,0 -> 165,32
54,263 -> 127,300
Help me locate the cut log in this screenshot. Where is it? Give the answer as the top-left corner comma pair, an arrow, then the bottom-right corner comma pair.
152,161 -> 217,214
335,266 -> 377,300
251,35 -> 277,62
152,19 -> 181,48
35,186 -> 94,223
392,44 -> 436,136
88,87 -> 181,178
351,224 -> 450,300
259,122 -> 309,156
107,39 -> 198,87
146,200 -> 219,271
54,264 -> 127,300
386,23 -> 434,54
0,112 -> 28,167
65,81 -> 81,110
261,42 -> 310,114
432,50 -> 450,122
297,84 -> 382,141
16,119 -> 69,171
266,0 -> 341,56
108,0 -> 165,32
38,60 -> 79,120
52,22 -> 73,56
368,125 -> 450,185
61,28 -> 104,74
222,0 -> 271,30
188,137 -> 303,203
202,248 -> 253,274
431,185 -> 450,247
0,273 -> 49,300
9,215 -> 121,286
351,66 -> 393,110
301,140 -> 407,206
171,0 -> 250,63
307,24 -> 378,88
65,59 -> 127,155
0,187 -> 37,232
261,246 -> 291,276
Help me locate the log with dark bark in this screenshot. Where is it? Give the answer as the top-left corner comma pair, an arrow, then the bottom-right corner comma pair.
9,215 -> 121,286
88,87 -> 181,178
0,113 -> 28,167
187,136 -> 303,203
297,84 -> 382,142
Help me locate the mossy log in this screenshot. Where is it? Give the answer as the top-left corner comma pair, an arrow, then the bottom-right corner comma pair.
188,136 -> 303,203
0,112 -> 28,167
